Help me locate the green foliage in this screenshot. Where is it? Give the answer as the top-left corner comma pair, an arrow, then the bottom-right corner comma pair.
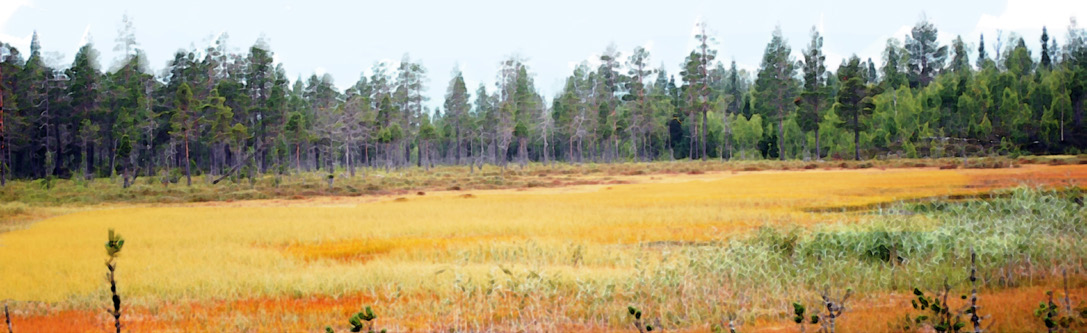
105,228 -> 125,257
512,122 -> 528,139
904,17 -> 948,88
753,226 -> 800,257
1034,287 -> 1087,332
105,228 -> 125,333
731,114 -> 764,159
753,26 -> 800,160
792,302 -> 807,324
116,135 -> 132,164
345,305 -> 384,333
4,16 -> 1087,182
0,201 -> 29,219
836,56 -> 876,160
904,286 -> 966,332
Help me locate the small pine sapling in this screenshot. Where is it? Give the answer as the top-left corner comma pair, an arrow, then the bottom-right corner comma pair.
327,306 -> 384,333
792,302 -> 819,333
966,248 -> 985,333
713,312 -> 740,333
348,306 -> 384,333
905,282 -> 967,333
817,288 -> 852,333
105,229 -> 125,333
5,302 -> 12,333
1034,269 -> 1086,332
1036,290 -> 1066,332
627,306 -> 654,332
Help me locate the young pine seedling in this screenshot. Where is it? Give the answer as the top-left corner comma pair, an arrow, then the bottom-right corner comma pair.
105,229 -> 125,333
792,302 -> 819,333
904,283 -> 967,333
1035,270 -> 1087,333
627,306 -> 654,332
712,312 -> 740,333
5,302 -> 13,333
966,248 -> 985,333
817,288 -> 852,333
327,306 -> 385,333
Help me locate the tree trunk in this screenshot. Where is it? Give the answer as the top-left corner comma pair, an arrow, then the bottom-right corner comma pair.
779,106 -> 786,161
854,113 -> 861,161
455,126 -> 462,165
122,164 -> 130,188
385,143 -> 392,172
569,137 -> 575,163
701,110 -> 708,161
213,148 -> 258,184
815,127 -> 821,161
542,133 -> 550,165
109,139 -> 117,179
184,133 -> 192,186
83,141 -> 91,180
802,135 -> 809,161
518,136 -> 527,168
423,140 -> 430,172
347,142 -> 355,177
689,113 -> 697,160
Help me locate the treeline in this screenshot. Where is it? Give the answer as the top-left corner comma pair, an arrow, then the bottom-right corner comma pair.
1,16 -> 1087,186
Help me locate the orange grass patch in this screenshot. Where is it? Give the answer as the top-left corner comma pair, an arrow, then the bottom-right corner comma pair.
9,309 -> 102,333
284,235 -> 518,262
750,281 -> 1087,333
965,164 -> 1087,190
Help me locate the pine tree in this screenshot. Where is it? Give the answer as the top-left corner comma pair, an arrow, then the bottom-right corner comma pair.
68,43 -> 103,177
798,26 -> 828,160
443,70 -> 470,165
866,58 -> 878,84
170,83 -> 197,186
693,22 -> 716,160
882,39 -> 908,89
626,46 -> 655,161
245,40 -> 277,171
754,26 -> 798,160
1041,26 -> 1052,70
977,33 -> 989,69
904,16 -> 948,88
836,56 -> 874,160
949,36 -> 971,73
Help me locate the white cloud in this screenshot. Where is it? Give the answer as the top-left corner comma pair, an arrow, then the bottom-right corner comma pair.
823,48 -> 848,72
0,0 -> 31,29
566,52 -> 602,73
0,0 -> 32,53
971,0 -> 1087,56
0,31 -> 31,55
974,0 -> 1087,35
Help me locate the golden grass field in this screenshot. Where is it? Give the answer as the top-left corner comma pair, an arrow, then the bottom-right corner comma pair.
1,162 -> 1086,332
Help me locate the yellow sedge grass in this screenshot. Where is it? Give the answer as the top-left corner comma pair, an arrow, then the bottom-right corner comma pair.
0,165 -> 1080,306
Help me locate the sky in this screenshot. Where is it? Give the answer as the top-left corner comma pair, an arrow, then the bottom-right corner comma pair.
1,0 -> 1086,110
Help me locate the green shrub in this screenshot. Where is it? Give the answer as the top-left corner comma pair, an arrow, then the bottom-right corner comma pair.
0,201 -> 29,218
